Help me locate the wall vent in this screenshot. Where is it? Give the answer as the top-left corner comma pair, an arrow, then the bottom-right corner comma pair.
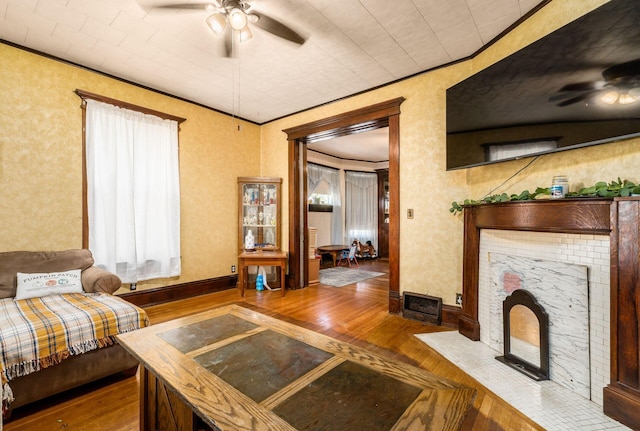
402,292 -> 442,325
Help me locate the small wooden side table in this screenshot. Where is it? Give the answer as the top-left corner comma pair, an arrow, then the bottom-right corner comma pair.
317,245 -> 349,267
238,250 -> 287,297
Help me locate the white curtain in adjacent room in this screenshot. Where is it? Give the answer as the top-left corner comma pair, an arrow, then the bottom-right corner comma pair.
85,99 -> 181,283
307,163 -> 343,244
345,171 -> 378,249
487,140 -> 557,162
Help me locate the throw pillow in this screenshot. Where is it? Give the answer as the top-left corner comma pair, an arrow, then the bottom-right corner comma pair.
81,266 -> 122,294
0,249 -> 94,299
15,270 -> 83,300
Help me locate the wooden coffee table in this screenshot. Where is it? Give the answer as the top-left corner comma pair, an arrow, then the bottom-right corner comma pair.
116,305 -> 475,431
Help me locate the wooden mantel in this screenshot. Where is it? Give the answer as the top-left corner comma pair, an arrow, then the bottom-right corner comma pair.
459,197 -> 640,429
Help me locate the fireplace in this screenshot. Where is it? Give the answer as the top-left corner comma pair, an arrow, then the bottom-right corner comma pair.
496,289 -> 549,381
457,198 -> 640,429
487,250 -> 593,398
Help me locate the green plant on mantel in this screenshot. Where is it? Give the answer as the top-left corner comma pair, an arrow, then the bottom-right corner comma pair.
449,178 -> 640,215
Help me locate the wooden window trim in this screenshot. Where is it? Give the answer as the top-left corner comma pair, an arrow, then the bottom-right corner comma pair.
75,89 -> 186,123
76,89 -> 185,248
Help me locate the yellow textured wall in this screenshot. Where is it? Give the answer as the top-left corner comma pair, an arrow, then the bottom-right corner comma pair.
263,0 -> 639,305
0,43 -> 261,293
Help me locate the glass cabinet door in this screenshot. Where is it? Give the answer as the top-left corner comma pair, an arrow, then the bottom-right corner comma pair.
239,177 -> 281,251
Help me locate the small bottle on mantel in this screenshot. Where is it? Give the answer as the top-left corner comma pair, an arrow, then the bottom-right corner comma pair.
551,175 -> 569,198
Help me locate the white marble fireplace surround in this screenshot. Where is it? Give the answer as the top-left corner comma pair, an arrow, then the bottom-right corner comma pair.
416,229 -> 630,430
489,253 -> 590,398
480,230 -> 610,406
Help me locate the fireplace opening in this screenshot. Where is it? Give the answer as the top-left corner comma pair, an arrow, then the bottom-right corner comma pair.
496,289 -> 549,381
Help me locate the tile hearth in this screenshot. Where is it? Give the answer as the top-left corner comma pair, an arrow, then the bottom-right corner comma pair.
416,331 -> 630,431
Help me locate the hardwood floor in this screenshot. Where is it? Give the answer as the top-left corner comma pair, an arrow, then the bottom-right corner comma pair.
4,259 -> 543,431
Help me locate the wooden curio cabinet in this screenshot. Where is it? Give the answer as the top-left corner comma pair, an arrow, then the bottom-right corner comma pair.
377,169 -> 389,258
238,177 -> 282,252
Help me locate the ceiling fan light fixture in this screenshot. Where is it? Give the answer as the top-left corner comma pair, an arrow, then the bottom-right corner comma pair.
229,7 -> 248,30
206,13 -> 227,36
601,90 -> 619,105
238,25 -> 253,42
618,92 -> 637,105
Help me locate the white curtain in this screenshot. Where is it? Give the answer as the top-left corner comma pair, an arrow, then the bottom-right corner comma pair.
345,171 -> 378,249
487,140 -> 557,161
85,99 -> 181,283
307,163 -> 342,244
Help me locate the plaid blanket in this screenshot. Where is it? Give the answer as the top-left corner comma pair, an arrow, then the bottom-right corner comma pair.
0,293 -> 148,407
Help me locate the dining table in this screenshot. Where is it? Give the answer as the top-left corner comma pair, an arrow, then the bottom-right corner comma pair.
316,244 -> 349,267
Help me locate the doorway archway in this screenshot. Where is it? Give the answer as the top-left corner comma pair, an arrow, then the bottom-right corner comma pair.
283,97 -> 405,313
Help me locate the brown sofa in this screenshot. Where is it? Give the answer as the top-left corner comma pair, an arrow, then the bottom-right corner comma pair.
0,250 -> 147,417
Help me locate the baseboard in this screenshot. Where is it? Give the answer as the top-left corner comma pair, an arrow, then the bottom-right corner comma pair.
603,384 -> 640,430
117,275 -> 461,329
441,304 -> 461,329
118,275 -> 238,307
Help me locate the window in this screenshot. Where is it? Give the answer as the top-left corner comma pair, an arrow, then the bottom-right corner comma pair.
309,182 -> 333,206
308,177 -> 333,212
307,163 -> 342,243
485,139 -> 558,162
79,90 -> 185,284
345,171 -> 378,249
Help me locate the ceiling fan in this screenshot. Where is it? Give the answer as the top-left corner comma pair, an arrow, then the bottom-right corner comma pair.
550,59 -> 640,107
153,1 -> 306,57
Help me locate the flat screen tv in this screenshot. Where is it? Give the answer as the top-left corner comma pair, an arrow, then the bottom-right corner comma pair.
446,0 -> 640,170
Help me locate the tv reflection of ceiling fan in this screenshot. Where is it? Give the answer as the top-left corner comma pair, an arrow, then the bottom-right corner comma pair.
153,1 -> 306,57
550,59 -> 640,107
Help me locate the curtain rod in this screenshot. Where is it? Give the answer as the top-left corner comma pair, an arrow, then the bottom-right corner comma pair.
75,89 -> 186,124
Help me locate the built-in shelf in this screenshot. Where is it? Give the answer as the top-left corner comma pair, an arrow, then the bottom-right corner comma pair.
308,204 -> 333,212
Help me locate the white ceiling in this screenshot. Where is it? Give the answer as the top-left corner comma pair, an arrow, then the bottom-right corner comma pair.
0,0 -> 544,125
307,127 -> 389,162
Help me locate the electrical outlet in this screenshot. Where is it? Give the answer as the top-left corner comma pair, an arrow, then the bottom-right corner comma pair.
407,209 -> 414,219
455,293 -> 463,306
231,265 -> 236,273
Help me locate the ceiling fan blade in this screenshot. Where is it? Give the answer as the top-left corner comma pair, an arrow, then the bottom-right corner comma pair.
555,91 -> 596,107
153,3 -> 219,10
548,90 -> 592,102
548,93 -> 575,102
558,82 -> 600,92
252,12 -> 305,45
602,59 -> 640,82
